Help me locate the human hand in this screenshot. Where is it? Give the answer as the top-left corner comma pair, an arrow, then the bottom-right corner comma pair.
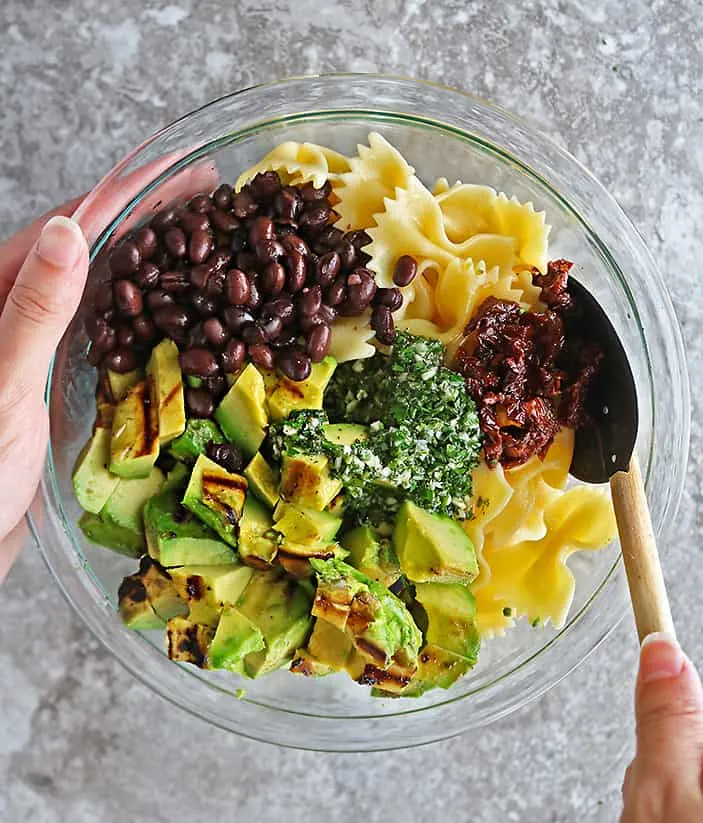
0,205 -> 89,580
621,633 -> 703,821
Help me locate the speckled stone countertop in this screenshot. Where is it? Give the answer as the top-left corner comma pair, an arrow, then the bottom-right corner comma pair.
1,2 -> 701,820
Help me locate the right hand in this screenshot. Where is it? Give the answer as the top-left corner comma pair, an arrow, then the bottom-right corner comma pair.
621,633 -> 703,821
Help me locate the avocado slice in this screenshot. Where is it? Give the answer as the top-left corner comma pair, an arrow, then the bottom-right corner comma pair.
182,455 -> 248,547
166,617 -> 213,668
277,540 -> 345,580
108,368 -> 143,403
342,525 -> 401,588
244,452 -> 280,509
209,606 -> 266,671
72,427 -> 120,514
238,494 -> 279,569
322,423 -> 368,447
268,357 -> 337,422
233,570 -> 313,677
144,489 -> 236,567
280,453 -> 343,512
162,462 -> 190,493
169,419 -> 225,465
147,339 -> 186,445
310,558 -> 422,672
169,563 -> 254,626
273,501 -> 341,544
215,363 -> 268,458
79,511 -> 145,557
117,556 -> 187,629
393,500 -> 479,584
110,379 -> 160,479
290,617 -> 353,677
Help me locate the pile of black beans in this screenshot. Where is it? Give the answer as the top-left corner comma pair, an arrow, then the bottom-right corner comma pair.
85,170 -> 417,418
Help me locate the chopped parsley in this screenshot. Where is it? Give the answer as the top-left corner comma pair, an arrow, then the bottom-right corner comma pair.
269,333 -> 482,526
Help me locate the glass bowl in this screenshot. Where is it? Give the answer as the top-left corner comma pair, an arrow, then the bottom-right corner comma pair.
32,74 -> 690,751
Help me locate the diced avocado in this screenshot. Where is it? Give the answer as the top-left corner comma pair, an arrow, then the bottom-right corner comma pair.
79,511 -> 145,557
342,526 -> 401,588
280,453 -> 342,512
169,419 -> 225,464
182,455 -> 248,547
110,379 -> 160,479
144,489 -> 236,567
260,368 -> 279,398
393,500 -> 479,584
327,492 -> 345,518
163,462 -> 190,493
273,501 -> 341,544
356,660 -> 418,695
277,540 -> 345,580
415,582 -> 481,662
72,427 -> 120,514
94,393 -> 115,431
400,646 -> 473,696
323,423 -> 368,447
244,452 -> 280,509
147,339 -> 186,444
238,494 -> 279,569
290,618 -> 353,677
235,570 -> 313,677
268,357 -> 337,422
166,617 -> 213,668
169,563 -> 253,626
209,606 -> 265,671
310,559 -> 422,671
117,556 -> 187,630
215,363 -> 268,458
108,368 -> 143,403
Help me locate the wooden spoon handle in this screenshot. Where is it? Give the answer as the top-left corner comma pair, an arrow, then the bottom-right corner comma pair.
610,455 -> 675,643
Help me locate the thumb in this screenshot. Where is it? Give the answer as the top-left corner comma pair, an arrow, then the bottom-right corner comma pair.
634,633 -> 703,774
0,216 -> 89,400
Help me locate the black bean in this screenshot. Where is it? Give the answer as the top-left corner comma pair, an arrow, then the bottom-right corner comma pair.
298,312 -> 326,333
152,248 -> 172,271
114,279 -> 143,317
232,190 -> 258,220
135,262 -> 160,290
160,270 -> 191,295
277,346 -> 312,381
375,287 -> 404,311
285,250 -> 307,292
87,318 -> 117,352
260,315 -> 283,342
371,305 -> 397,345
337,238 -> 357,271
299,204 -> 331,232
211,209 -> 239,234
202,318 -> 228,349
190,264 -> 210,290
315,251 -> 341,288
346,229 -> 372,249
336,300 -> 363,317
116,323 -> 135,348
180,348 -> 219,378
164,227 -> 187,259
190,292 -> 217,317
186,387 -> 215,419
153,305 -> 192,337
248,215 -> 275,247
87,346 -> 104,368
274,187 -> 302,221
220,338 -> 246,373
229,225 -> 248,254
180,210 -> 211,234
248,343 -> 275,371
101,308 -> 115,323
315,225 -> 344,250
206,441 -> 243,473
222,306 -> 254,335
306,324 -> 331,362
205,374 -> 228,401
189,193 -> 214,214
297,285 -> 322,317
205,270 -> 226,298
186,322 -> 209,349
104,347 -> 138,374
317,304 -> 337,325
246,280 -> 263,312
225,268 -> 251,306
393,254 -> 418,287
255,238 -> 285,266
151,208 -> 179,234
325,276 -> 347,307
134,227 -> 159,260
132,314 -> 156,345
275,221 -> 297,238
281,233 -> 309,257
213,184 -> 233,210
206,248 -> 233,274
109,241 -> 141,278
346,269 -> 377,309
146,289 -> 175,312
250,171 -> 281,201
242,322 -> 266,346
300,180 -> 331,202
94,281 -> 114,313
271,332 -> 297,349
261,296 -> 295,325
237,250 -> 258,273
262,262 -> 286,297
85,313 -> 106,341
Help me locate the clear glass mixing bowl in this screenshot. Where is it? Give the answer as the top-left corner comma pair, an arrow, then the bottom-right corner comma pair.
32,75 -> 690,751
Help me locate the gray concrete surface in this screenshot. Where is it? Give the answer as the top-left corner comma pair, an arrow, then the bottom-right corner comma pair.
1,1 -> 701,820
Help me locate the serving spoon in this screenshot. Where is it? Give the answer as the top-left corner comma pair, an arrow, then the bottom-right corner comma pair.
567,278 -> 675,642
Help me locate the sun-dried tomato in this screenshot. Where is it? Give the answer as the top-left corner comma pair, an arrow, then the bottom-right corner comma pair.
453,260 -> 603,469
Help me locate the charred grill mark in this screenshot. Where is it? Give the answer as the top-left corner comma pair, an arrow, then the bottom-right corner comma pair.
185,575 -> 206,600
162,382 -> 182,410
353,638 -> 388,667
202,472 -> 248,492
290,655 -> 315,676
202,472 -> 247,526
118,576 -> 147,603
279,378 -> 305,399
357,663 -> 412,691
133,379 -> 158,458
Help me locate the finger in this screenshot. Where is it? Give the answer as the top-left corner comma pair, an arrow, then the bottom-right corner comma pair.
0,216 -> 89,403
634,633 -> 703,774
0,195 -> 85,311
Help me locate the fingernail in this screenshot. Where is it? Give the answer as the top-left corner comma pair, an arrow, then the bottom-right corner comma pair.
639,632 -> 686,683
36,216 -> 84,269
